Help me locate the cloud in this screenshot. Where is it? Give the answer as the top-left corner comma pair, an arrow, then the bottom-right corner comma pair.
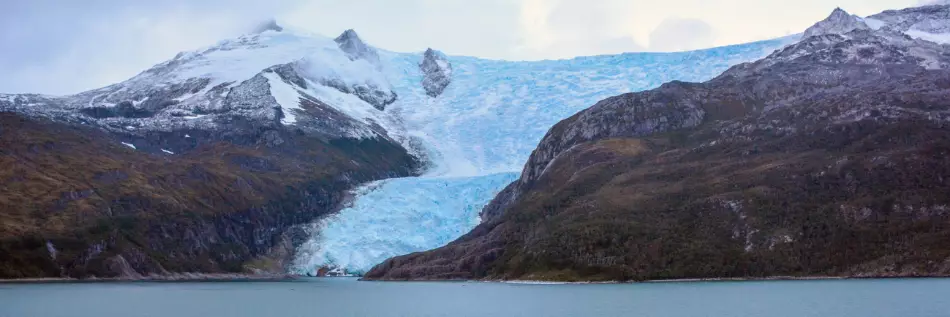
648,18 -> 716,52
512,0 -> 644,59
509,0 -> 722,58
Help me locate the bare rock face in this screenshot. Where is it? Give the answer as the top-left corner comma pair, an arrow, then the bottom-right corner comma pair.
334,29 -> 381,66
419,48 -> 453,97
310,74 -> 398,111
329,29 -> 397,110
802,8 -> 870,38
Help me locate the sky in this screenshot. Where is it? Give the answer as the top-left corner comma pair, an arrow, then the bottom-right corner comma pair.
0,0 -> 937,95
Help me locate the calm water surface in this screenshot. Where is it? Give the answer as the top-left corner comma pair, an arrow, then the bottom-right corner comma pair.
1,278 -> 948,317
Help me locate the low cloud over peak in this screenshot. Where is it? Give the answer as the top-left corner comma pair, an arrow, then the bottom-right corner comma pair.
648,18 -> 716,52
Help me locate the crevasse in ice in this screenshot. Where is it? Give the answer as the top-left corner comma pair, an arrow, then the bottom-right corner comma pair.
291,36 -> 796,275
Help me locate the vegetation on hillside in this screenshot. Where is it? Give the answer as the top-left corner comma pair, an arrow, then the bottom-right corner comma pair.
0,112 -> 419,278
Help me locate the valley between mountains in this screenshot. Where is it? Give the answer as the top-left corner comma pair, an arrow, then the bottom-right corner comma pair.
3,4 -> 950,281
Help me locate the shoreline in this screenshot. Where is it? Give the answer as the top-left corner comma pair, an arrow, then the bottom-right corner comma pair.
5,274 -> 949,285
496,275 -> 950,285
642,275 -> 848,283
0,273 -> 299,284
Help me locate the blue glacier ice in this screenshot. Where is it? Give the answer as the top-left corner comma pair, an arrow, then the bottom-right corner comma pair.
292,36 -> 798,275
293,173 -> 518,273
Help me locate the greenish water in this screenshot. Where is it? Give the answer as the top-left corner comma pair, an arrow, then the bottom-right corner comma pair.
1,278 -> 948,317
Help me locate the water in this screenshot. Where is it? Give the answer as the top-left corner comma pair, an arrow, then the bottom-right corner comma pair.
2,278 -> 948,317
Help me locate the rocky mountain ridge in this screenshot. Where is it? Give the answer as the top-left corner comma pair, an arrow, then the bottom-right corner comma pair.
867,4 -> 950,34
802,8 -> 870,38
0,28 -> 410,146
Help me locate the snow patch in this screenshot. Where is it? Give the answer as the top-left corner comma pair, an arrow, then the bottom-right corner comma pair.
862,17 -> 886,30
298,45 -> 393,95
435,59 -> 452,77
161,149 -> 175,155
263,72 -> 303,125
299,79 -> 392,138
169,31 -> 327,88
173,92 -> 198,102
182,114 -> 208,120
131,96 -> 149,106
121,142 -> 136,150
264,70 -> 397,139
905,29 -> 950,44
46,241 -> 57,260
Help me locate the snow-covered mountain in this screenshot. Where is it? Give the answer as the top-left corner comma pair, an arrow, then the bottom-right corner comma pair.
0,27 -> 403,143
4,3 -> 949,276
804,5 -> 950,45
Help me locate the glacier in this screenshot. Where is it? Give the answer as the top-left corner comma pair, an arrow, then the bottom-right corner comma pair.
291,36 -> 798,275
293,173 -> 519,272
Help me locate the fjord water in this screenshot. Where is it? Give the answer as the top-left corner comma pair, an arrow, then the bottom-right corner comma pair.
2,278 -> 948,317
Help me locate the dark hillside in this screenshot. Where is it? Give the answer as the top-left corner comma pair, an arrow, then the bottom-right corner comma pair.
0,112 -> 419,278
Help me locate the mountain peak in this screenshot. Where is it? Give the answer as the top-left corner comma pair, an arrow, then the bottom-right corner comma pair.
334,29 -> 380,64
251,18 -> 283,34
335,29 -> 362,43
803,7 -> 870,38
424,48 -> 448,60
